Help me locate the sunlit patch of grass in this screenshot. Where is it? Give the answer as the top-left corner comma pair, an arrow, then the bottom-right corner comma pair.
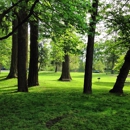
0,71 -> 130,130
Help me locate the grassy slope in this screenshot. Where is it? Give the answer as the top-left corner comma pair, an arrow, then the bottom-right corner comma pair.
0,72 -> 130,130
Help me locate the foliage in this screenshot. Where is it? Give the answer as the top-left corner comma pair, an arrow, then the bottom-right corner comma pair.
104,0 -> 130,48
51,26 -> 85,64
50,40 -> 64,65
50,0 -> 88,34
37,0 -> 88,40
0,72 -> 130,129
113,55 -> 125,72
93,60 -> 105,73
0,0 -> 13,34
94,39 -> 126,72
69,55 -> 80,71
0,0 -> 39,40
38,42 -> 51,71
0,36 -> 11,69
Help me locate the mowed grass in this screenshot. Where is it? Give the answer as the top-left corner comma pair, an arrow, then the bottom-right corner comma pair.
0,71 -> 130,130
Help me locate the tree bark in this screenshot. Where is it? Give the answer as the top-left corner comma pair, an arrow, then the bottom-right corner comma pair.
7,19 -> 18,79
109,49 -> 130,94
59,54 -> 72,81
83,37 -> 95,94
17,8 -> 28,92
55,64 -> 58,73
28,20 -> 39,87
83,0 -> 99,94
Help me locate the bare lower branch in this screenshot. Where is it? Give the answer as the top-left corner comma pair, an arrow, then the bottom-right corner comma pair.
0,0 -> 39,40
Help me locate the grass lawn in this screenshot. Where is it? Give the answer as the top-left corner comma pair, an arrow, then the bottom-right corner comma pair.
0,71 -> 130,130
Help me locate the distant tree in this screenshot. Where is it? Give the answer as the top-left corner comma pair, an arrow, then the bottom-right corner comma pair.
50,43 -> 63,72
93,40 -> 124,74
38,42 -> 51,71
93,60 -> 105,73
51,27 -> 84,81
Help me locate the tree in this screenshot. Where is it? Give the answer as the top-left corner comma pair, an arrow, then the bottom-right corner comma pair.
28,20 -> 39,87
50,42 -> 63,72
59,53 -> 71,81
51,27 -> 84,81
31,0 -> 88,78
0,0 -> 39,92
105,0 -> 130,93
109,49 -> 130,94
83,0 -> 99,94
7,18 -> 18,78
17,3 -> 28,92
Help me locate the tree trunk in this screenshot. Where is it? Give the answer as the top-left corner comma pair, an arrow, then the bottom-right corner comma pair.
7,19 -> 18,79
59,54 -> 72,81
109,49 -> 130,94
55,63 -> 58,73
28,20 -> 39,87
83,0 -> 99,94
17,8 -> 28,92
83,37 -> 94,94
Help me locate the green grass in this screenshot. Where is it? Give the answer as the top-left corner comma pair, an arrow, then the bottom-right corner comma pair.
0,71 -> 130,130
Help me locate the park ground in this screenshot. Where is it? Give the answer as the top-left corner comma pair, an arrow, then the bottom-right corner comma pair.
0,72 -> 130,130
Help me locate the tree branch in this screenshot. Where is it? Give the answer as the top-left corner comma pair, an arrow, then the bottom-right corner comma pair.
0,0 -> 39,40
0,0 -> 24,23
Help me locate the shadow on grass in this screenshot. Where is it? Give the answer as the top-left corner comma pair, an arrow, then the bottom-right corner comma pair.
39,71 -> 58,76
0,77 -> 7,81
94,81 -> 114,87
0,76 -> 16,82
0,85 -> 17,94
71,75 -> 84,78
125,82 -> 130,86
1,89 -> 130,130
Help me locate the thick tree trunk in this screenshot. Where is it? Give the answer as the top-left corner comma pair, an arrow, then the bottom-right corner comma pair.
83,0 -> 99,94
17,9 -> 28,92
83,37 -> 94,94
7,19 -> 18,79
109,49 -> 130,94
59,54 -> 72,81
28,20 -> 39,87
